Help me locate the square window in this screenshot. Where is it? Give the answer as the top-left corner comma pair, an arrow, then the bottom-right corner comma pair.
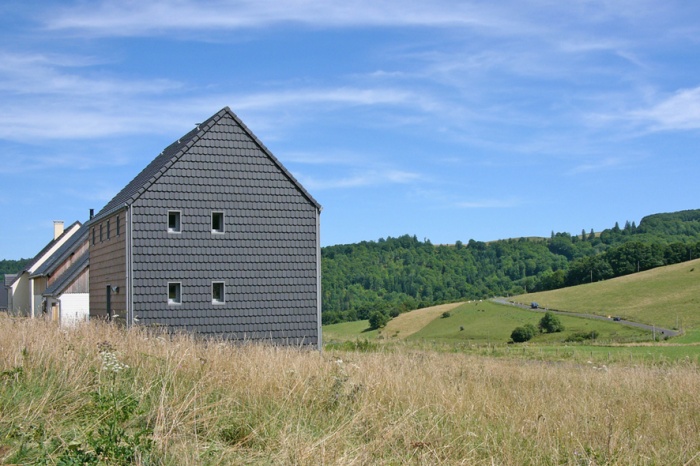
212,281 -> 225,304
168,282 -> 182,305
168,211 -> 181,233
211,211 -> 224,233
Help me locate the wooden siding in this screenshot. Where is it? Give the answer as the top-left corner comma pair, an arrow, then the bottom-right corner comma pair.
48,240 -> 89,287
89,210 -> 127,319
63,267 -> 90,294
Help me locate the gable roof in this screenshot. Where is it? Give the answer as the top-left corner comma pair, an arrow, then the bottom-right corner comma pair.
43,253 -> 89,298
31,223 -> 89,278
9,221 -> 82,285
91,107 -> 320,224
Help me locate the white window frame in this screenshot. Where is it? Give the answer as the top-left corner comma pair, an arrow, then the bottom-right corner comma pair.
168,282 -> 182,305
212,281 -> 225,304
168,210 -> 182,233
211,211 -> 225,234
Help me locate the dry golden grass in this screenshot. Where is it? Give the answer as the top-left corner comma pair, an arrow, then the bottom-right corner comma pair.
1,315 -> 699,465
383,302 -> 464,339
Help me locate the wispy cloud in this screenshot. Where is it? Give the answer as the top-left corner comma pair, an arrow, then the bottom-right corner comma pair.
43,0 -> 526,37
454,198 -> 521,209
567,157 -> 624,175
628,86 -> 700,131
296,169 -> 421,190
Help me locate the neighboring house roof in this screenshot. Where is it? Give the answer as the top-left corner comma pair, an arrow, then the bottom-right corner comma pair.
4,274 -> 17,286
90,107 -> 321,225
30,223 -> 89,279
43,254 -> 89,298
9,221 -> 82,286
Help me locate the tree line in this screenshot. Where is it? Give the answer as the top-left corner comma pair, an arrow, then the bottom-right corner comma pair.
321,209 -> 700,324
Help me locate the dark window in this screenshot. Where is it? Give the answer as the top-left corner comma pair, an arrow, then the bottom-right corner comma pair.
168,282 -> 182,305
211,211 -> 224,233
107,220 -> 110,240
168,211 -> 181,233
212,281 -> 225,304
92,228 -> 95,245
116,216 -> 120,236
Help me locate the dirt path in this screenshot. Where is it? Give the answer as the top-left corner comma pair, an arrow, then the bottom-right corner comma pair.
384,302 -> 465,339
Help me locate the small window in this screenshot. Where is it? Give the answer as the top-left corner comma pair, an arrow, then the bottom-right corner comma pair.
212,281 -> 225,304
168,282 -> 182,305
168,211 -> 181,233
107,220 -> 111,240
211,211 -> 224,234
116,216 -> 121,236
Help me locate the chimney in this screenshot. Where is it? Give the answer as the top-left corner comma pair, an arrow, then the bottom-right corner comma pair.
90,208 -> 94,219
53,221 -> 64,240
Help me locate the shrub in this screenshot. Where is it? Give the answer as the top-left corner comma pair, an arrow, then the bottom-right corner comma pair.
368,310 -> 390,330
389,308 -> 401,318
538,312 -> 564,333
442,311 -> 451,318
511,324 -> 537,343
564,330 -> 599,342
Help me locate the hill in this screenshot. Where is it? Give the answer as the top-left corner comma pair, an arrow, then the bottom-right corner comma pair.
322,209 -> 700,324
513,258 -> 700,342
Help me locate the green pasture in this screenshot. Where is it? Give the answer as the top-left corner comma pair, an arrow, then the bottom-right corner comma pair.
408,301 -> 650,343
516,258 -> 700,334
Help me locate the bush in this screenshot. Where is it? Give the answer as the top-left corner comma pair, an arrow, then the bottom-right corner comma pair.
564,330 -> 599,343
538,312 -> 564,333
389,308 -> 401,318
368,310 -> 390,330
511,324 -> 537,343
442,311 -> 451,318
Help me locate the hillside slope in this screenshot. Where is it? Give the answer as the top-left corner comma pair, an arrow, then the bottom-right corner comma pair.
513,258 -> 700,335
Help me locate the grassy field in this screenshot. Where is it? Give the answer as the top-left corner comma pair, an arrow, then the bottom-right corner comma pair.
1,316 -> 699,465
515,258 -> 700,342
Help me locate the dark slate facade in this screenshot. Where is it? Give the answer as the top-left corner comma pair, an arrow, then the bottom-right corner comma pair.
89,107 -> 322,347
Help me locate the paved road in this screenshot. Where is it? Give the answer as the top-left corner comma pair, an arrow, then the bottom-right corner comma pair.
491,298 -> 680,338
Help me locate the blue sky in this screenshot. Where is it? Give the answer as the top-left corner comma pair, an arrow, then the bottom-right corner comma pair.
2,1 -> 700,260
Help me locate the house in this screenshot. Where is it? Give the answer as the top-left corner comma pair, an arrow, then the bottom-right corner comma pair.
33,224 -> 90,325
87,107 -> 322,347
7,221 -> 82,317
0,274 -> 14,311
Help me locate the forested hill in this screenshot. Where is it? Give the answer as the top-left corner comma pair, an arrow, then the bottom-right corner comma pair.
0,259 -> 31,276
321,209 -> 700,324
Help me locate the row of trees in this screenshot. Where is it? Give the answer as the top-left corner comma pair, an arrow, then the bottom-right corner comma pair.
322,209 -> 700,324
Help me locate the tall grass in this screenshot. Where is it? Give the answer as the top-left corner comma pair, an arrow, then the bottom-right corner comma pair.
1,315 -> 698,465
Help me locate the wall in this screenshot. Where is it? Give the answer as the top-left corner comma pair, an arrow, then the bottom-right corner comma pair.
130,113 -> 320,345
89,210 -> 127,320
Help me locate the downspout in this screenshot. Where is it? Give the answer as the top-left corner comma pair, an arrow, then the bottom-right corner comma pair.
316,207 -> 322,352
126,207 -> 133,328
29,278 -> 35,319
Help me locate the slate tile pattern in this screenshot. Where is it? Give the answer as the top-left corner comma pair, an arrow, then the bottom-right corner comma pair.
95,107 -> 321,345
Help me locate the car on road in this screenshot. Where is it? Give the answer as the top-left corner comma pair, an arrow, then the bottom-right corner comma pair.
530,302 -> 539,309
613,316 -> 621,321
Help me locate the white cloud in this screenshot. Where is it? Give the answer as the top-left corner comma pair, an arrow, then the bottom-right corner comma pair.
44,0 -> 524,36
629,86 -> 700,131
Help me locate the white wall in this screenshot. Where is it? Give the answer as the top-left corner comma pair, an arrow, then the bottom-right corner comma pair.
60,293 -> 90,326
